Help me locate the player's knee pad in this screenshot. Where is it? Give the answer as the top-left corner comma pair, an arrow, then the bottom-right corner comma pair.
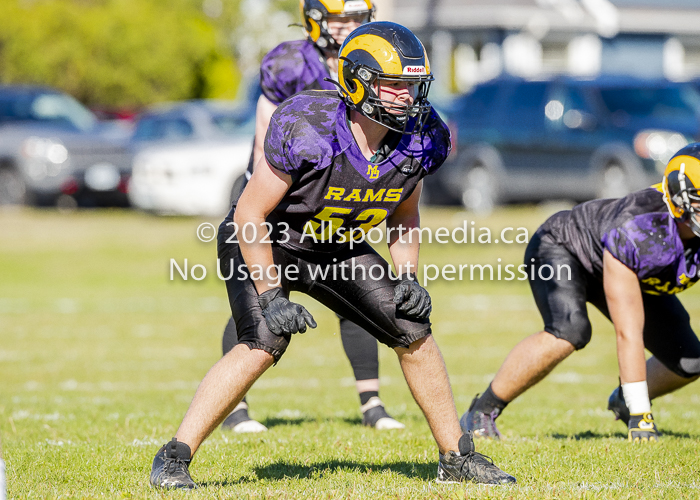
552,312 -> 592,350
222,317 -> 239,356
678,357 -> 700,378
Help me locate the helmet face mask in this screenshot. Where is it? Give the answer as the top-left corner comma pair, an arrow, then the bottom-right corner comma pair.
337,22 -> 434,135
300,0 -> 374,51
663,144 -> 700,238
685,205 -> 700,239
668,169 -> 700,237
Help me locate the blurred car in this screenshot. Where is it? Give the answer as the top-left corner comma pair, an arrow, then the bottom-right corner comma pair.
0,85 -> 132,207
127,100 -> 254,216
427,77 -> 700,212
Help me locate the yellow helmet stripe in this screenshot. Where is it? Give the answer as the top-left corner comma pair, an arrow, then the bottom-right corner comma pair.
341,33 -> 403,75
317,0 -> 372,14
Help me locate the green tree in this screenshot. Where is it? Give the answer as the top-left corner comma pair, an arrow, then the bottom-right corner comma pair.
0,0 -> 241,107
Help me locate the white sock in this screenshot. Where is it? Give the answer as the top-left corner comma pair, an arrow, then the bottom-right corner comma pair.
622,381 -> 651,414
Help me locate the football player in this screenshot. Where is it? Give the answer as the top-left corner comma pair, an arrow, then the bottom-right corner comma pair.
150,22 -> 516,488
222,0 -> 404,434
462,145 -> 700,443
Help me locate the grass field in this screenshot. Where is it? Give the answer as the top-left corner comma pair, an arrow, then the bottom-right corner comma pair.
2,206 -> 700,499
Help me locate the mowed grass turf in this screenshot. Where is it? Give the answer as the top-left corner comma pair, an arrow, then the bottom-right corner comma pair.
2,206 -> 700,499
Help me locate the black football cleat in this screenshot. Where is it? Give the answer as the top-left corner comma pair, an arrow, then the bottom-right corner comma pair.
221,401 -> 268,433
460,394 -> 502,439
150,438 -> 196,489
361,397 -> 405,430
437,432 -> 516,485
607,386 -> 631,426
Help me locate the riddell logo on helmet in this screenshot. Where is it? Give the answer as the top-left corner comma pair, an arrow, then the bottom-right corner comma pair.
404,66 -> 426,75
343,0 -> 368,12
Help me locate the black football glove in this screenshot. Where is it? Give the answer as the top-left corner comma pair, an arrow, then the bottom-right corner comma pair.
628,412 -> 659,443
393,274 -> 432,319
258,287 -> 317,335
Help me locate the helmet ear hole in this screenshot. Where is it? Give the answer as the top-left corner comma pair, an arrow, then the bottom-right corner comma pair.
667,170 -> 682,197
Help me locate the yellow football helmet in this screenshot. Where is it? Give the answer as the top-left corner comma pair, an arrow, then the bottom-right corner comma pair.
662,143 -> 700,237
337,21 -> 434,134
299,0 -> 374,51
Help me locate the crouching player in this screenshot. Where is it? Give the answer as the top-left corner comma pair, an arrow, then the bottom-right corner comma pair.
149,22 -> 516,488
463,144 -> 700,443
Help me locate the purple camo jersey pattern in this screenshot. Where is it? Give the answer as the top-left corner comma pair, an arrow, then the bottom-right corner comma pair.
602,212 -> 699,295
265,90 -> 450,177
542,187 -> 700,295
260,40 -> 335,105
263,90 -> 451,252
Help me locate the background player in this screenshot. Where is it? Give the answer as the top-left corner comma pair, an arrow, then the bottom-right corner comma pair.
222,0 -> 404,433
150,22 -> 516,488
462,144 -> 700,442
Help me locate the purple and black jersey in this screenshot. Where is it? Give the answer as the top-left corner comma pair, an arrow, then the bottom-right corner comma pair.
260,40 -> 335,106
263,90 -> 451,253
542,187 -> 700,295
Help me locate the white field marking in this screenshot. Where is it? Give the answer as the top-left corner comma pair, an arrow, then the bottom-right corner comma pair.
0,351 -> 24,361
11,410 -> 63,421
0,296 -> 231,314
483,482 -> 700,494
255,377 -> 320,390
51,377 -> 365,393
55,380 -> 200,392
574,482 -> 700,492
451,373 -> 497,385
59,380 -> 79,391
42,440 -> 73,446
0,299 -> 30,314
55,298 -> 79,314
433,321 -> 479,335
585,408 -> 613,417
275,409 -> 305,419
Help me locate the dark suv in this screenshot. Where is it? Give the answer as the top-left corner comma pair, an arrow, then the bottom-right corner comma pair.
428,77 -> 700,212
